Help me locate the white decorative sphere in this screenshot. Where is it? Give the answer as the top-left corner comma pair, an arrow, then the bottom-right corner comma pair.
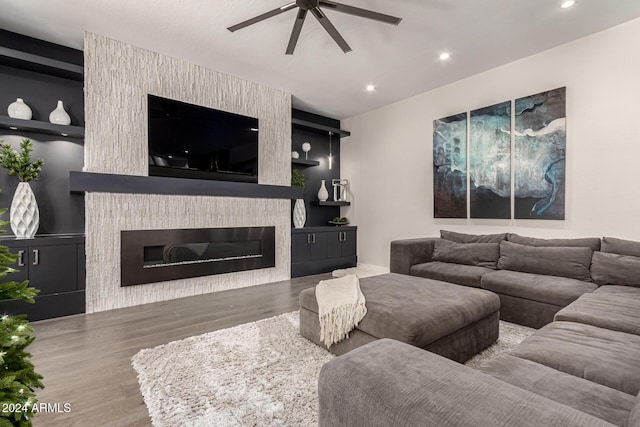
302,142 -> 311,153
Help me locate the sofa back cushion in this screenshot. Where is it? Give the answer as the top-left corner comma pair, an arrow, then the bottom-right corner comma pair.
591,252 -> 640,287
602,237 -> 640,257
440,230 -> 508,244
432,239 -> 500,269
508,234 -> 601,251
497,241 -> 593,281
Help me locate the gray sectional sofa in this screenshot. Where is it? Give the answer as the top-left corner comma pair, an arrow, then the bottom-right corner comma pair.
390,230 -> 605,328
318,233 -> 640,426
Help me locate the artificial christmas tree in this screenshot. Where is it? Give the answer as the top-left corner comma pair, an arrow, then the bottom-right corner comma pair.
0,204 -> 43,427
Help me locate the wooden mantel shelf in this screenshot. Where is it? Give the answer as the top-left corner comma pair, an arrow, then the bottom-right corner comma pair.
69,171 -> 303,199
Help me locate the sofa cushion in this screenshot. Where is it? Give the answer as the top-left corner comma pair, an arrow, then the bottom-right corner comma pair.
498,241 -> 593,281
554,292 -> 640,335
440,229 -> 508,244
411,261 -> 494,288
511,321 -> 640,395
630,392 -> 640,427
319,338 -> 615,427
480,354 -> 635,426
595,285 -> 640,297
602,236 -> 640,257
432,239 -> 499,269
508,234 -> 601,251
481,270 -> 596,307
590,251 -> 640,287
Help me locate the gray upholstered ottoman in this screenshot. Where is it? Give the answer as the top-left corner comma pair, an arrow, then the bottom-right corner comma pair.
299,273 -> 500,362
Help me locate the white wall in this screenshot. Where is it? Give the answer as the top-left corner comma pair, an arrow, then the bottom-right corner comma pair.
341,17 -> 640,268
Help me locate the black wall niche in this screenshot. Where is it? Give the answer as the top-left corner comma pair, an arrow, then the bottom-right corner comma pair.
0,132 -> 84,235
291,109 -> 343,227
0,32 -> 84,236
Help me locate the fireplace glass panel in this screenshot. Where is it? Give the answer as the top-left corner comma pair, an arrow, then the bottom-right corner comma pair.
143,241 -> 263,267
121,226 -> 275,286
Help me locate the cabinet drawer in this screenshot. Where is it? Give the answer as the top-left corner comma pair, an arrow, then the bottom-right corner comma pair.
0,290 -> 85,321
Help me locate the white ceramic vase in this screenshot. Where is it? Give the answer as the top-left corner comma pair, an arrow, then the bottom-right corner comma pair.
49,100 -> 71,125
293,199 -> 306,229
317,179 -> 329,202
10,182 -> 39,239
7,98 -> 32,120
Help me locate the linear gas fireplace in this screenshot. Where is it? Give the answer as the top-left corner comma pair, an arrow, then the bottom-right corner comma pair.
121,226 -> 275,286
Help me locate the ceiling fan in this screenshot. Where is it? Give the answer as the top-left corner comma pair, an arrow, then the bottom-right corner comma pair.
227,0 -> 402,55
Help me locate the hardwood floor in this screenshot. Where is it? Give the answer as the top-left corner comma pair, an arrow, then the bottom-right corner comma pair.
29,274 -> 329,426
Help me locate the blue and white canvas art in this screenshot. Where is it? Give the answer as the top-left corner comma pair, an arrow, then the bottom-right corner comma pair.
433,113 -> 467,218
514,87 -> 566,220
470,101 -> 511,219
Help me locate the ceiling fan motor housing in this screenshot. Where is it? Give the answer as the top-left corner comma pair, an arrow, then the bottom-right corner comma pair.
296,0 -> 319,11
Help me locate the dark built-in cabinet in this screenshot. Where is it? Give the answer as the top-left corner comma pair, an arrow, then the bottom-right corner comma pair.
0,31 -> 86,321
291,226 -> 357,278
0,235 -> 85,321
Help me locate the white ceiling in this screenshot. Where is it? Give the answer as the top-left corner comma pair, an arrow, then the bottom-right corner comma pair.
2,0 -> 640,119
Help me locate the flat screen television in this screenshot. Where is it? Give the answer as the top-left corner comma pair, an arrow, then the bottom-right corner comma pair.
148,94 -> 259,183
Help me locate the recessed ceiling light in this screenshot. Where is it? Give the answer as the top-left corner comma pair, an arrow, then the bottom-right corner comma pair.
366,84 -> 376,92
439,52 -> 451,61
9,126 -> 18,130
61,133 -> 68,137
561,1 -> 575,8
250,128 -> 259,132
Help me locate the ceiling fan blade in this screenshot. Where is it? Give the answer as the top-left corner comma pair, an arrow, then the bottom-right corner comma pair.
286,9 -> 308,55
319,1 -> 402,25
310,7 -> 351,53
228,2 -> 297,32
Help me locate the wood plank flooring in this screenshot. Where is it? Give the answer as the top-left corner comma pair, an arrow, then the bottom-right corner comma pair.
29,274 -> 329,426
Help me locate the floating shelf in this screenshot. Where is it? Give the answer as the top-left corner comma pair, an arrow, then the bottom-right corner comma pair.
292,158 -> 320,167
292,118 -> 350,138
69,171 -> 304,200
0,116 -> 84,139
0,46 -> 84,81
312,201 -> 351,207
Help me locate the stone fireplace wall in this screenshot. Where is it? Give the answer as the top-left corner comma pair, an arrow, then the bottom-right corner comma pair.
84,33 -> 291,312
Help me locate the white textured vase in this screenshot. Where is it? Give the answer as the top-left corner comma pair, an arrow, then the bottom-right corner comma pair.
10,182 -> 39,239
293,199 -> 306,229
317,180 -> 329,202
49,100 -> 71,125
7,98 -> 32,120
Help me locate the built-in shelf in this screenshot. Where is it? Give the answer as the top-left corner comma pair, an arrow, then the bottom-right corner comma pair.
292,118 -> 350,138
0,46 -> 84,81
0,116 -> 84,139
292,158 -> 320,167
312,201 -> 351,207
69,171 -> 304,199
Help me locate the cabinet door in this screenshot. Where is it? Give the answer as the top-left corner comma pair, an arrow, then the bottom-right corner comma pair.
341,230 -> 357,257
28,245 -> 78,295
6,246 -> 29,283
291,233 -> 311,263
309,232 -> 327,261
326,231 -> 342,259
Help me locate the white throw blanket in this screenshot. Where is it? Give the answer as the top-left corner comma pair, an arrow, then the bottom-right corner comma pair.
315,274 -> 367,347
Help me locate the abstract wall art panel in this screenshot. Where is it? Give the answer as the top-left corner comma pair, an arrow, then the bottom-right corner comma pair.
514,87 -> 566,220
469,101 -> 511,219
433,113 -> 467,218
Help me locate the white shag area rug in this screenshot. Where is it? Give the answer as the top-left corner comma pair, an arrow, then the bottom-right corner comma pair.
132,312 -> 534,426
